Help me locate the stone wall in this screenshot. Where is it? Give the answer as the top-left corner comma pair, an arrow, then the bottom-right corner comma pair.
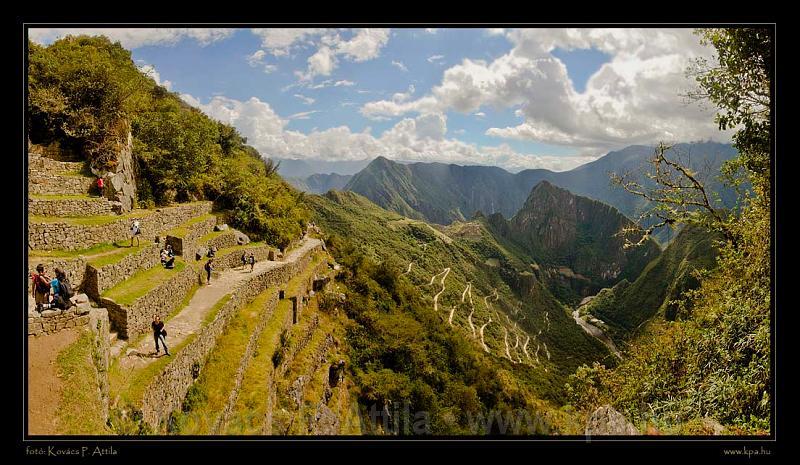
212,291 -> 280,434
28,202 -> 212,251
29,197 -> 121,217
88,308 -> 111,423
28,153 -> 84,174
206,230 -> 250,251
139,240 -> 323,429
99,264 -> 198,340
83,242 -> 162,299
27,299 -> 92,337
29,173 -> 94,196
165,216 -> 217,256
194,245 -> 272,284
28,144 -> 82,162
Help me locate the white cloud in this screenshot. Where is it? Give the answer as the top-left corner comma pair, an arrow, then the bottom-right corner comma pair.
180,93 -> 585,171
425,28 -> 439,34
336,28 -> 390,62
391,60 -> 409,72
288,110 -> 321,120
427,54 -> 445,64
486,28 -> 506,36
293,94 -> 315,105
473,112 -> 486,118
247,49 -> 278,73
29,28 -> 235,49
247,50 -> 266,67
334,80 -> 355,87
269,28 -> 390,81
249,28 -> 329,56
138,64 -> 172,90
362,28 -> 732,153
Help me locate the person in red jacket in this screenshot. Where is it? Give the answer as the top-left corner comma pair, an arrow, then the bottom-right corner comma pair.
96,177 -> 104,196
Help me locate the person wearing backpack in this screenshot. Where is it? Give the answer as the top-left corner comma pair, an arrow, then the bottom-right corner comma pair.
240,251 -> 247,270
248,253 -> 255,273
31,264 -> 50,311
130,220 -> 141,247
205,259 -> 214,285
46,268 -> 75,311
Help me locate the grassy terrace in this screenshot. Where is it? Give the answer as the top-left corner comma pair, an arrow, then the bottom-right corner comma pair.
29,193 -> 97,200
56,330 -> 111,435
29,241 -> 126,259
109,295 -> 231,409
101,259 -> 187,306
29,209 -> 153,226
165,213 -> 216,238
176,288 -> 278,435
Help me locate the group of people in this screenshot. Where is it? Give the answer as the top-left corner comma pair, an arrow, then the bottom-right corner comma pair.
240,251 -> 256,272
160,244 -> 175,269
31,264 -> 76,313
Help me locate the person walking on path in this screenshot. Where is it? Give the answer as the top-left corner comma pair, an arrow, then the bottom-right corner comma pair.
205,259 -> 214,285
31,264 -> 50,310
130,220 -> 141,247
152,315 -> 170,356
240,251 -> 247,270
249,253 -> 255,273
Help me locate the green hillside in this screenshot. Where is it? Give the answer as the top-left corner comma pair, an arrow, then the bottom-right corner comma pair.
308,191 -> 613,381
580,225 -> 720,342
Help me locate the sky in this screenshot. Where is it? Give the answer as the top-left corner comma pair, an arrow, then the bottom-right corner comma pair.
28,27 -> 731,173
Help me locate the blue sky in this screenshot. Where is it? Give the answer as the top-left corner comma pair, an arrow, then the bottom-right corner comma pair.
30,28 -> 727,172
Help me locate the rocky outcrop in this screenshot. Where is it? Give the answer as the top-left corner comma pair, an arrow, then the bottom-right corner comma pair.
92,129 -> 136,213
585,405 -> 639,436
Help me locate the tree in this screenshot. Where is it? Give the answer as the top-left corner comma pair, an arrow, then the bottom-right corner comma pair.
614,28 -> 772,246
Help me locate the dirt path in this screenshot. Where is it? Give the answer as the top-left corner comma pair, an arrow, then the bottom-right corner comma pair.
28,328 -> 79,435
512,333 -> 522,363
479,318 -> 492,353
118,238 -> 321,371
522,335 -> 531,362
503,327 -> 512,360
432,268 -> 450,313
464,284 -> 476,338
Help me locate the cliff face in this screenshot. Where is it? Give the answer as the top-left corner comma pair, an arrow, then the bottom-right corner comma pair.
497,181 -> 661,293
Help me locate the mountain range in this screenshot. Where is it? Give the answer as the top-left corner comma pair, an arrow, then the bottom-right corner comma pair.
342,142 -> 738,244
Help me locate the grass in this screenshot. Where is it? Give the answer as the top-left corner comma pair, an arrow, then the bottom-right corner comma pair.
198,230 -> 226,244
178,290 -> 275,434
165,213 -> 216,238
224,297 -> 292,434
102,259 -> 187,306
30,209 -> 154,226
110,294 -> 232,408
29,193 -> 95,200
55,330 -> 111,434
29,241 -> 124,259
87,242 -> 155,268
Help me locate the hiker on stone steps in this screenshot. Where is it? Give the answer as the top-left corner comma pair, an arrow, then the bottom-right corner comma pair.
31,264 -> 50,309
130,220 -> 141,247
152,315 -> 170,356
205,259 -> 214,285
